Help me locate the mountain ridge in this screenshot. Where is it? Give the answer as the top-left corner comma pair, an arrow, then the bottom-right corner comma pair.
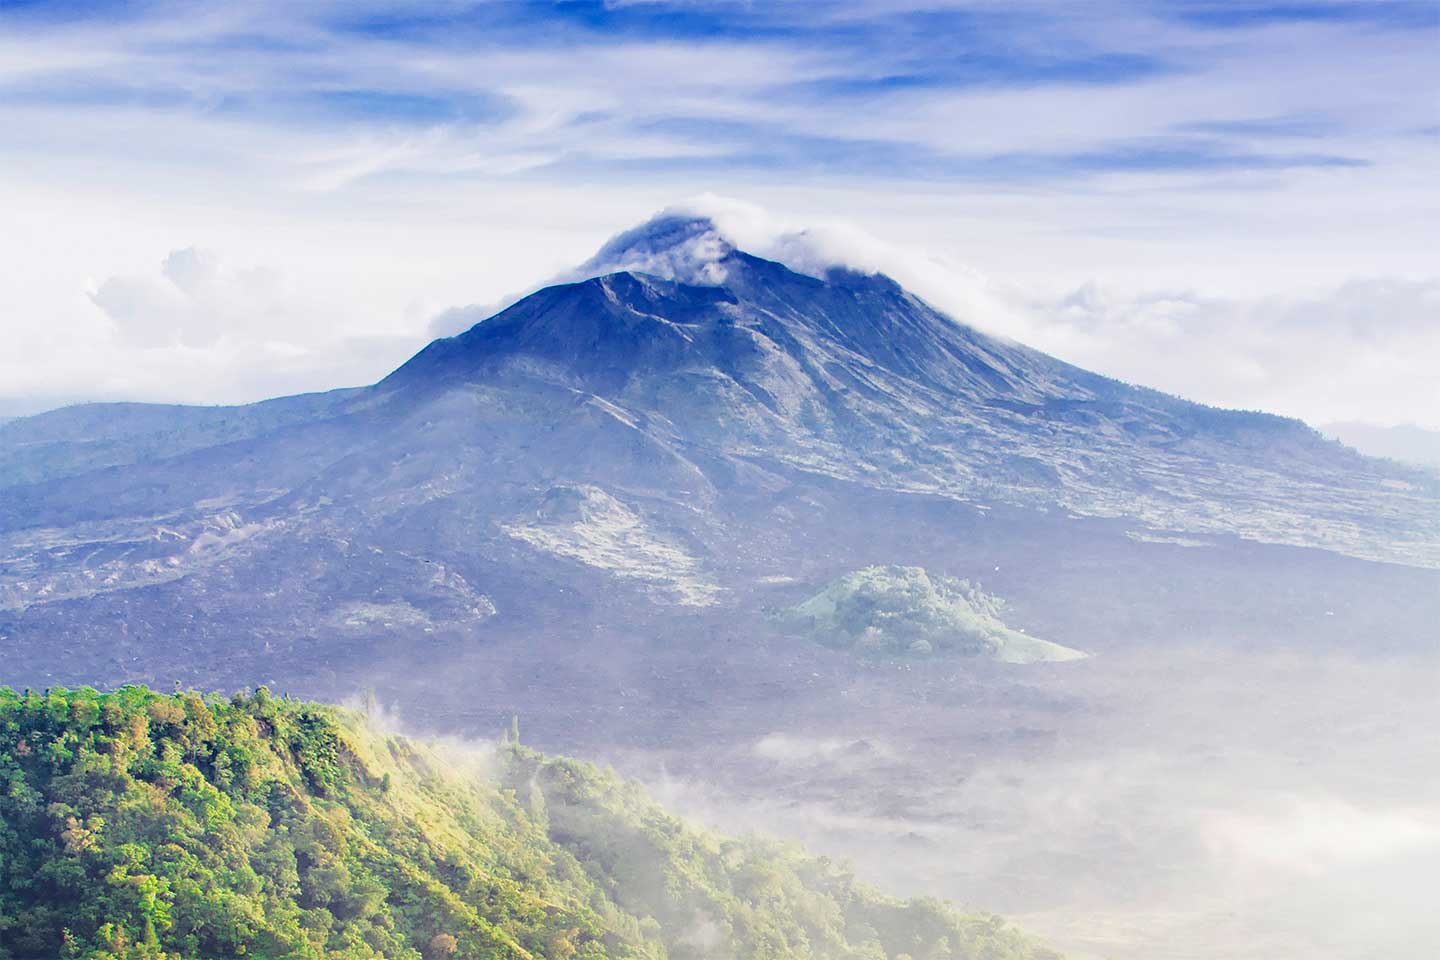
0,212 -> 1435,687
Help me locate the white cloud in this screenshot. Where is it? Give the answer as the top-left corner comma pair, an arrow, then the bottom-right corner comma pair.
0,239 -> 426,406
88,247 -> 263,349
1010,278 -> 1440,428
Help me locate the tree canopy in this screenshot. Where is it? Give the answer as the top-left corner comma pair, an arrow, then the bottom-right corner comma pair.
0,684 -> 1057,960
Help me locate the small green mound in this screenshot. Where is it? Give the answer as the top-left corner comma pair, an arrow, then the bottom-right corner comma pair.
782,565 -> 1086,663
0,684 -> 1060,960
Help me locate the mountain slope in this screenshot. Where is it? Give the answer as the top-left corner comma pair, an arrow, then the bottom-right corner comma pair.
380,231 -> 1432,567
0,213 -> 1435,686
0,684 -> 1056,960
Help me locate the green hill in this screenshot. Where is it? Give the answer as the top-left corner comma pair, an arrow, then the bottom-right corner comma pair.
782,565 -> 1086,663
0,685 -> 1058,960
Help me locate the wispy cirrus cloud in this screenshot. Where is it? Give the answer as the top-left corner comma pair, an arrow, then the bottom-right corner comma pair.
1,0 -> 1429,185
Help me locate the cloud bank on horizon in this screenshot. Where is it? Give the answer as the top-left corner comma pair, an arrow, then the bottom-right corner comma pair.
0,0 -> 1436,426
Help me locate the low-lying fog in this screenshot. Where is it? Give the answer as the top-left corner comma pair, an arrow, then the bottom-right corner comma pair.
604,647 -> 1440,960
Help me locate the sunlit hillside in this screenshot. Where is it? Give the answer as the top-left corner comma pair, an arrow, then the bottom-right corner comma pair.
0,685 -> 1055,960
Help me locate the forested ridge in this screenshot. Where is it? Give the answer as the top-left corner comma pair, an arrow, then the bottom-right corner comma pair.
0,685 -> 1057,960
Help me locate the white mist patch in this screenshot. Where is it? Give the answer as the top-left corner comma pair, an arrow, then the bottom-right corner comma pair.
340,692 -> 507,781
502,484 -> 722,607
600,647 -> 1440,960
675,910 -> 729,957
752,733 -> 895,765
1204,797 -> 1440,874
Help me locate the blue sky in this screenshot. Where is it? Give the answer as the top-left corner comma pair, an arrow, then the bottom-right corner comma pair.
3,0 -> 1431,181
0,0 -> 1436,425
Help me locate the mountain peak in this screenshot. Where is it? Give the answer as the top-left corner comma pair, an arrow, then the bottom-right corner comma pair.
573,213 -> 738,287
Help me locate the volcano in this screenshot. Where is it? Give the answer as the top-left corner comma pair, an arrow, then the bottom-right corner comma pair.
0,213 -> 1435,702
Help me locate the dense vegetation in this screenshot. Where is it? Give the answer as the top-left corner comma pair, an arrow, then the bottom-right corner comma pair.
0,685 -> 1058,960
782,565 -> 1085,663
